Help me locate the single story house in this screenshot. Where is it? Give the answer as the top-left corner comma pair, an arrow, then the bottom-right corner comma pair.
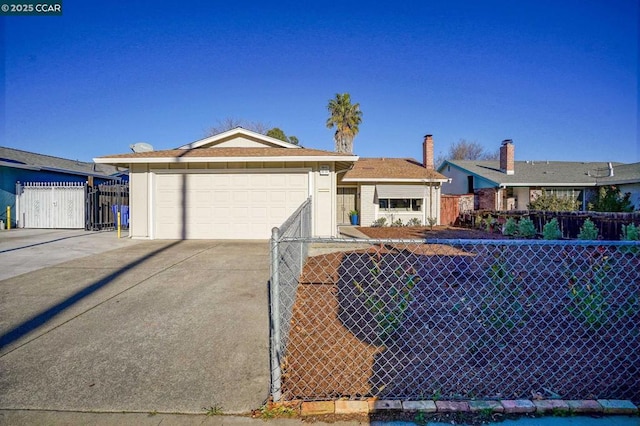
0,146 -> 125,227
437,140 -> 638,211
339,155 -> 448,227
94,128 -> 448,239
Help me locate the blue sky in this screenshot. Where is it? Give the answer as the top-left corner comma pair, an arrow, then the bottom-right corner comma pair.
2,0 -> 638,163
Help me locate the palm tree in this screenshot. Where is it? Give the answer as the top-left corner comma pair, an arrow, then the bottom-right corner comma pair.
326,93 -> 362,153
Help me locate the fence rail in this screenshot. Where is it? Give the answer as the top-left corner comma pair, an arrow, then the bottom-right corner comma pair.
270,231 -> 640,403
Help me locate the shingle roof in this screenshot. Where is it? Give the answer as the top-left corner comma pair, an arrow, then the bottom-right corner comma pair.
343,157 -> 448,181
96,147 -> 355,160
598,162 -> 640,185
443,160 -> 626,186
0,146 -> 122,177
94,147 -> 359,168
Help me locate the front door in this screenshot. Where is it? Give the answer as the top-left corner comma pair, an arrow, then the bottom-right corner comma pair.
336,187 -> 357,225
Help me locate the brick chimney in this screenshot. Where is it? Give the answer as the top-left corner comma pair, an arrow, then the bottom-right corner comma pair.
500,139 -> 514,175
423,134 -> 434,170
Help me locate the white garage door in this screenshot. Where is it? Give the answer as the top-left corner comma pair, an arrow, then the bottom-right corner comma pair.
154,171 -> 309,239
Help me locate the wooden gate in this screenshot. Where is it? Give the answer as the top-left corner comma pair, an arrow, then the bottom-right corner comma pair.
15,182 -> 86,229
440,194 -> 461,226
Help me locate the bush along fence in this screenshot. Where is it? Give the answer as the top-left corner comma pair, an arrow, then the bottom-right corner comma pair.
464,210 -> 640,240
269,231 -> 640,404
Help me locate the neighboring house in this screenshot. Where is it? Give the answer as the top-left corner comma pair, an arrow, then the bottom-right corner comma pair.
437,140 -> 638,211
94,128 -> 448,240
0,146 -> 125,227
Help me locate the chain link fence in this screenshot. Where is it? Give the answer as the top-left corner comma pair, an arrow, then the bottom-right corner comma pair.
270,230 -> 639,403
269,197 -> 312,401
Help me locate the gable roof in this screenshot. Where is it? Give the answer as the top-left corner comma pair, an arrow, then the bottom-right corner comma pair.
440,160 -> 625,187
178,127 -> 300,150
1,146 -> 123,178
95,127 -> 358,166
95,147 -> 358,165
342,157 -> 448,183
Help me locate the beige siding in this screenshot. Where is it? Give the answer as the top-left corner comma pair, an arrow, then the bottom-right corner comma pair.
128,160 -> 339,239
129,163 -> 150,238
514,187 -> 530,210
215,137 -> 275,148
364,183 -> 442,226
359,184 -> 377,226
313,163 -> 336,237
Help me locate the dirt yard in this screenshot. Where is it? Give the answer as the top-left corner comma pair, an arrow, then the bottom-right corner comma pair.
282,241 -> 639,403
356,225 -> 506,240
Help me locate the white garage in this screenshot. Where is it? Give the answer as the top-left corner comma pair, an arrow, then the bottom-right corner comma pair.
154,171 -> 309,239
94,127 -> 358,240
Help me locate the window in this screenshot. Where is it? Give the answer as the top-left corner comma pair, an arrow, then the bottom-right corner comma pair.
379,198 -> 422,211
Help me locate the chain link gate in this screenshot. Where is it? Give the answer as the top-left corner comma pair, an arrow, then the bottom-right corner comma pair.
270,231 -> 640,403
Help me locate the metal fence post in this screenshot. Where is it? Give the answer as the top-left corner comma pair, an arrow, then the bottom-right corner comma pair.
270,226 -> 282,402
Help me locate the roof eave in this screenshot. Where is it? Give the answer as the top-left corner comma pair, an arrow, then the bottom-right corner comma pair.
94,155 -> 359,164
342,177 -> 449,183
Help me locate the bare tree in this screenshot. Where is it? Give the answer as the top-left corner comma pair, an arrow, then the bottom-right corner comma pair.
207,117 -> 271,136
447,139 -> 499,161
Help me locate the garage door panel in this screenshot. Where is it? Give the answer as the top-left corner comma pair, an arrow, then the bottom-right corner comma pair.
288,189 -> 308,202
233,191 -> 250,202
269,191 -> 286,202
155,172 -> 309,239
287,174 -> 307,188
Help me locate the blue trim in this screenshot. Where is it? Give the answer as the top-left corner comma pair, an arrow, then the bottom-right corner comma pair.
438,160 -> 500,187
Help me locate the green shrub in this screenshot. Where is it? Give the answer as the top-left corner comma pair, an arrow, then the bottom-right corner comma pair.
518,218 -> 537,238
621,223 -> 639,241
371,217 -> 387,227
390,218 -> 404,227
542,218 -> 562,240
502,218 -> 517,236
406,218 -> 422,226
588,186 -> 634,212
578,218 -> 599,240
529,192 -> 580,211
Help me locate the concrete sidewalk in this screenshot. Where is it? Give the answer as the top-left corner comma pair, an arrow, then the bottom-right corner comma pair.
0,239 -> 271,414
0,410 -> 638,425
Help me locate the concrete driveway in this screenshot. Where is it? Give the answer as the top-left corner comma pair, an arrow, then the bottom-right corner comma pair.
0,230 -> 271,414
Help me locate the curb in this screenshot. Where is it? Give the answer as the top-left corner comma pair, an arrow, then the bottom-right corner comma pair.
286,399 -> 640,417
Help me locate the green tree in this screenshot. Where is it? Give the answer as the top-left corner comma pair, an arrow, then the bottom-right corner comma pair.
266,127 -> 299,145
326,93 -> 363,153
588,186 -> 634,212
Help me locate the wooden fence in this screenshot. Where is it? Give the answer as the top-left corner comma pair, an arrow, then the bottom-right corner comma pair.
440,194 -> 474,226
462,210 -> 640,240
